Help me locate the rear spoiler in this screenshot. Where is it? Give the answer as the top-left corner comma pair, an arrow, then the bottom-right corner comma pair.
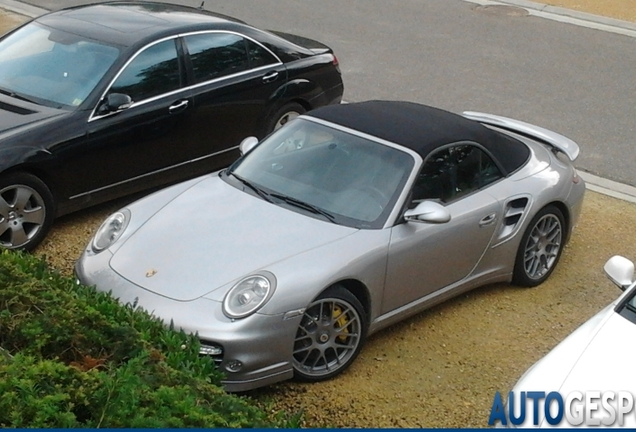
462,111 -> 580,161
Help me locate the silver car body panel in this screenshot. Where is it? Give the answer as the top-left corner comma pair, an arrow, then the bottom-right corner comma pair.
462,111 -> 581,162
108,176 -> 357,301
76,113 -> 586,391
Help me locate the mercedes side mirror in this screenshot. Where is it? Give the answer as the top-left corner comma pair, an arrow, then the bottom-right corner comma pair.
98,93 -> 132,114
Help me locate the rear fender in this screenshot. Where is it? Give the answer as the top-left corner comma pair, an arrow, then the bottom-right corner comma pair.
272,78 -> 320,105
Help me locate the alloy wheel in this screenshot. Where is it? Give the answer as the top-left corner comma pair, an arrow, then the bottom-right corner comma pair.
522,213 -> 562,280
293,296 -> 362,379
0,184 -> 46,249
274,110 -> 301,131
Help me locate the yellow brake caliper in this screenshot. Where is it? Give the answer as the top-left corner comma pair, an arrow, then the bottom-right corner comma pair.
333,305 -> 349,342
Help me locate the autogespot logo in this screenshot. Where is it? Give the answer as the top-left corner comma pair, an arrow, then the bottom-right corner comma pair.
488,391 -> 636,427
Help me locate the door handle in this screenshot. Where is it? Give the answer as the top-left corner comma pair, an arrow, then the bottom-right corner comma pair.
262,71 -> 279,83
479,213 -> 497,227
168,99 -> 189,114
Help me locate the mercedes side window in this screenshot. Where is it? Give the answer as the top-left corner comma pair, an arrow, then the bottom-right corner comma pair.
184,33 -> 249,83
110,39 -> 180,103
247,39 -> 277,68
410,144 -> 502,207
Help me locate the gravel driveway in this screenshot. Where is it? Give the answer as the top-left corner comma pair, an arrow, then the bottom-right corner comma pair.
35,191 -> 635,427
2,1 -> 636,427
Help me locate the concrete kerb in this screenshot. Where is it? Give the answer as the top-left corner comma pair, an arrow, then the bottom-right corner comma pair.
463,0 -> 636,38
1,0 -> 45,18
579,172 -> 636,205
2,0 -> 636,205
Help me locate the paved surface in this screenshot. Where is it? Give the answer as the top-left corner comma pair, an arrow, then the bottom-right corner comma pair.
1,0 -> 635,202
9,0 -> 636,189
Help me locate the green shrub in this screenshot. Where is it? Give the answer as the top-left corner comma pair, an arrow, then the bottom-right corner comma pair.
0,250 -> 297,427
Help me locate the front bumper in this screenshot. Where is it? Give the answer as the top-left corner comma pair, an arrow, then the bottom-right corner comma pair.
75,248 -> 298,392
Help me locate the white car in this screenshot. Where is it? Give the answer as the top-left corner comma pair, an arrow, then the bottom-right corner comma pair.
507,256 -> 636,428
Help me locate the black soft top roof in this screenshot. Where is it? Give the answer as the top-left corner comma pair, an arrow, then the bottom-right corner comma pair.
308,101 -> 530,175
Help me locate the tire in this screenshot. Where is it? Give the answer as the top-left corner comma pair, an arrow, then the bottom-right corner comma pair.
512,205 -> 565,287
267,102 -> 306,135
292,285 -> 367,382
0,172 -> 55,251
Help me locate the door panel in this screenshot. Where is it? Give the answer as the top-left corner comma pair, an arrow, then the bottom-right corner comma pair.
79,92 -> 195,192
64,37 -> 196,197
382,192 -> 500,314
187,64 -> 285,156
182,32 -> 286,160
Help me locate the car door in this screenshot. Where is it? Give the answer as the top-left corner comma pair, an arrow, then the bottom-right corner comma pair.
382,144 -> 504,314
71,37 -> 195,197
180,31 -> 286,163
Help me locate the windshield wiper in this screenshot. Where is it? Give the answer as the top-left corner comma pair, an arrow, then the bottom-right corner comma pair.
228,171 -> 273,203
0,87 -> 39,105
270,193 -> 337,224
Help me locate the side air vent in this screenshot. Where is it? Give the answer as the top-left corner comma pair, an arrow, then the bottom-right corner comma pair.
497,196 -> 529,241
0,101 -> 36,115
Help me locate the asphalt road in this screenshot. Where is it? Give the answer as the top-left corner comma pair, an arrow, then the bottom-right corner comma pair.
15,0 -> 636,187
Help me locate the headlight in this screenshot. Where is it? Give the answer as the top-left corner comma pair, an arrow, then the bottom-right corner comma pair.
91,209 -> 130,253
223,274 -> 275,319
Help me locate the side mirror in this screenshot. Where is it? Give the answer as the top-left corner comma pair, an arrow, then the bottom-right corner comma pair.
239,136 -> 259,156
604,255 -> 635,291
404,200 -> 451,224
99,93 -> 132,114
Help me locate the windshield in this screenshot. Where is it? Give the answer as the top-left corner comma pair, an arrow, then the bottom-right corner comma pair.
228,118 -> 415,229
0,23 -> 120,108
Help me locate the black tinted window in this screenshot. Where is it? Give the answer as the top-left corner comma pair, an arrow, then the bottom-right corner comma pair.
110,39 -> 180,102
184,33 -> 249,83
411,144 -> 502,205
247,39 -> 277,68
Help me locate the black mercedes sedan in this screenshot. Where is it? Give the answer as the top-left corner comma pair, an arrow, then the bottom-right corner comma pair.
0,1 -> 343,250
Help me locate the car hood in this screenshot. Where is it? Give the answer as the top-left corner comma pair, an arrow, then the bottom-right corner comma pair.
0,95 -> 67,135
109,176 -> 357,301
557,312 -> 636,394
511,303 -> 636,427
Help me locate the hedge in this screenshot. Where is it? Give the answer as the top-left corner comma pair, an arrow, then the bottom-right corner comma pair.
0,250 -> 299,427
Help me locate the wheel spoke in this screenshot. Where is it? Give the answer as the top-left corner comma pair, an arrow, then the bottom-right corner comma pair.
0,221 -> 9,238
546,250 -> 558,259
293,345 -> 311,356
524,235 -> 538,252
13,187 -> 33,209
528,255 -> 541,276
310,352 -> 323,369
22,207 -> 45,225
334,340 -> 358,350
546,229 -> 561,243
10,225 -> 29,247
0,195 -> 10,216
337,315 -> 358,333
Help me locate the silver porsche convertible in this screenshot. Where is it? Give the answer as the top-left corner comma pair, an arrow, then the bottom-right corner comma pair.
76,101 -> 585,391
